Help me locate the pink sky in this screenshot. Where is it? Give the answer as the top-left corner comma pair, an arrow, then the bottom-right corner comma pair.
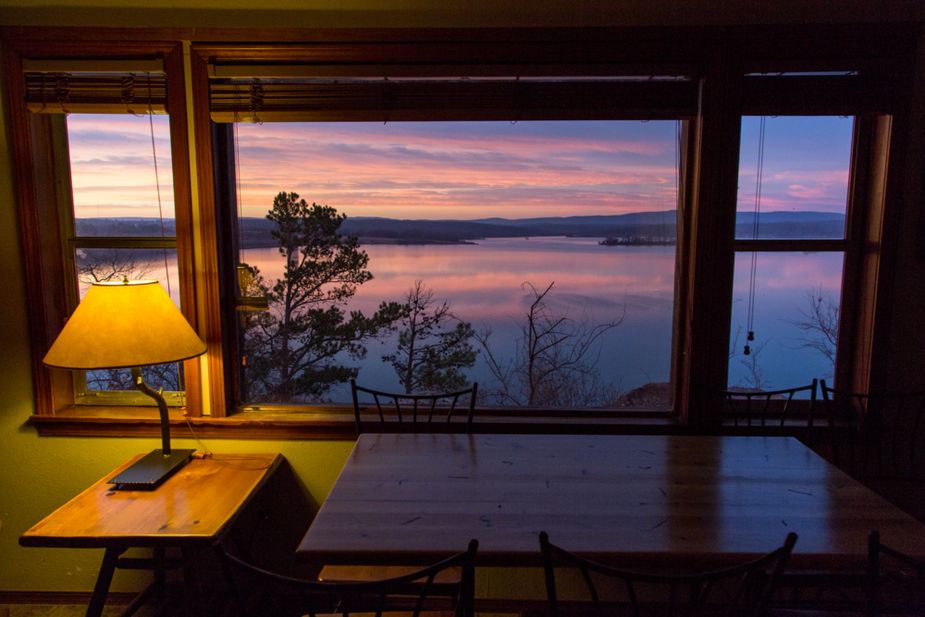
66,115 -> 853,221
232,121 -> 681,219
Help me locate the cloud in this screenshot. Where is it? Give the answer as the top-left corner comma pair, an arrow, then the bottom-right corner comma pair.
233,120 -> 681,218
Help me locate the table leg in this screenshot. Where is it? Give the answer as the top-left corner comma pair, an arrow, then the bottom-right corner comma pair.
87,546 -> 125,617
180,545 -> 209,617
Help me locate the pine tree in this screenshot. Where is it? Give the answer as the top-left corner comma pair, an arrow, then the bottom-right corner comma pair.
241,192 -> 403,402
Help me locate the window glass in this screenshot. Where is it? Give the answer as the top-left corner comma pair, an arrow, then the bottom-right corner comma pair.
736,116 -> 851,240
727,252 -> 842,390
728,115 -> 851,394
68,114 -> 175,233
232,120 -> 679,409
66,114 -> 181,399
75,248 -> 180,303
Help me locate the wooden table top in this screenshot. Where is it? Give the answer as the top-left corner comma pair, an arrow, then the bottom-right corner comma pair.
298,434 -> 925,569
21,453 -> 282,548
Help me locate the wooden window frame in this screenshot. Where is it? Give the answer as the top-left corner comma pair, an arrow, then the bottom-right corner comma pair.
2,39 -> 202,426
1,24 -> 916,438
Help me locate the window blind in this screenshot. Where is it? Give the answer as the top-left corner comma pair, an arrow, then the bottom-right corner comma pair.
208,75 -> 699,123
23,59 -> 167,114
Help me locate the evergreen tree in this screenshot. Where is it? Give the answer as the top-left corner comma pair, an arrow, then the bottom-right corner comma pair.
241,192 -> 403,402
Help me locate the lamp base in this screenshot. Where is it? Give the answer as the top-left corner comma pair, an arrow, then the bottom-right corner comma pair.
108,449 -> 196,490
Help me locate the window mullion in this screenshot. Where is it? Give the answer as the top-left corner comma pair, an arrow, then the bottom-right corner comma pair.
70,236 -> 178,250
732,239 -> 847,252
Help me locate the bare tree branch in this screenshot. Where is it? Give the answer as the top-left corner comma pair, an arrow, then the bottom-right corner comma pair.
476,281 -> 624,407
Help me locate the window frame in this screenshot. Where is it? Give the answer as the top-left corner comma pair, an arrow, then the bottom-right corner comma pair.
725,114 -> 854,393
212,118 -> 692,415
2,25 -> 916,437
2,39 -> 203,422
63,112 -> 187,408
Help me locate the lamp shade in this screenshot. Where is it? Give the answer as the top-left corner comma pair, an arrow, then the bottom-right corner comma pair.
43,280 -> 206,370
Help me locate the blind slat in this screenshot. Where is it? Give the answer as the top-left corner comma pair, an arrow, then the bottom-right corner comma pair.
209,78 -> 699,122
25,71 -> 167,114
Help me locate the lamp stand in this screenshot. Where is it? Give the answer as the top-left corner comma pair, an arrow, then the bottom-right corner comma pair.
107,367 -> 195,490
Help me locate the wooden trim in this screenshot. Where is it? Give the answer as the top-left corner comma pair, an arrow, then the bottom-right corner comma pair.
3,42 -> 68,416
741,74 -> 900,115
189,48 -> 228,417
210,124 -> 244,414
671,119 -> 696,422
69,237 -> 178,249
162,44 -> 204,418
838,115 -> 876,393
867,114 -> 911,394
3,38 -> 181,60
732,239 -> 847,252
27,409 -> 685,441
1,23 -> 920,45
677,49 -> 742,426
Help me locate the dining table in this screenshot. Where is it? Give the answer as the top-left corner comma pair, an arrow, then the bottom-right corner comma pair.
298,433 -> 925,571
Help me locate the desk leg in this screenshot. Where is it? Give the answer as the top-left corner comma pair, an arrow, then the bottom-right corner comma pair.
87,546 -> 124,617
180,546 -> 208,617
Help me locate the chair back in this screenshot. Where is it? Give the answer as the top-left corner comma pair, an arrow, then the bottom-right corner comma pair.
218,538 -> 478,617
539,531 -> 797,617
721,380 -> 818,429
352,379 -> 478,434
820,380 -> 925,481
866,530 -> 925,616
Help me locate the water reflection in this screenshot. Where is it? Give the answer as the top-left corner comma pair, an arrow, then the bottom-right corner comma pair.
241,237 -> 675,403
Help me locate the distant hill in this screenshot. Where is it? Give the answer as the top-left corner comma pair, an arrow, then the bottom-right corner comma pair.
74,210 -> 845,247
75,218 -> 176,237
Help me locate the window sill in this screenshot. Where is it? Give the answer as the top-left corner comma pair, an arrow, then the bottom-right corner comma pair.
28,406 -> 683,439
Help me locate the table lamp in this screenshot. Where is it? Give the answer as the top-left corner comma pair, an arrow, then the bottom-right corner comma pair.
43,279 -> 207,489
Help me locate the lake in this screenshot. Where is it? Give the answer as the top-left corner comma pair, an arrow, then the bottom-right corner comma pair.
239,236 -> 841,406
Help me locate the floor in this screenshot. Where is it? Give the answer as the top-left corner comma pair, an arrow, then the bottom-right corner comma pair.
0,598 -> 164,616
0,607 -> 151,617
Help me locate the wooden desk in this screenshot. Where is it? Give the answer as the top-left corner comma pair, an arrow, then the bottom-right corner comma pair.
298,434 -> 925,570
21,453 -> 282,617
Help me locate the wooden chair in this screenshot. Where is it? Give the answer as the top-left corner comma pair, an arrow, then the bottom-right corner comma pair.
351,379 -> 478,434
539,531 -> 798,617
721,380 -> 818,430
768,530 -> 925,616
217,538 -> 478,617
819,381 -> 925,520
819,380 -> 925,479
866,530 -> 925,616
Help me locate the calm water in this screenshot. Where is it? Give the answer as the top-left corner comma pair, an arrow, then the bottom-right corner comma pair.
239,236 -> 840,405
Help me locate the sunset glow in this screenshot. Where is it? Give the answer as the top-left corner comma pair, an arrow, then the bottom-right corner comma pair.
233,121 -> 682,219
67,114 -> 174,220
66,115 -> 853,222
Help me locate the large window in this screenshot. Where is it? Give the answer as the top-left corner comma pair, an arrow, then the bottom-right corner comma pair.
229,120 -> 679,409
4,28 -> 911,433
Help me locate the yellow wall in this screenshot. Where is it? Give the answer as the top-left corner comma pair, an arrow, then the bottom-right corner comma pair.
2,0 -> 925,597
